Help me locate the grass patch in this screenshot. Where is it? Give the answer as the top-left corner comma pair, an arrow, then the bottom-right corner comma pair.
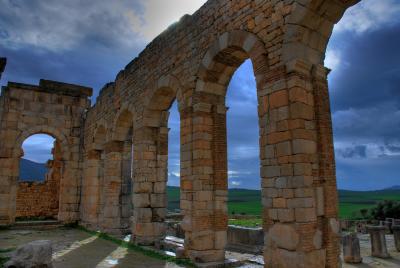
168,186 -> 400,220
0,256 -> 10,267
74,226 -> 195,267
0,248 -> 14,254
228,218 -> 262,228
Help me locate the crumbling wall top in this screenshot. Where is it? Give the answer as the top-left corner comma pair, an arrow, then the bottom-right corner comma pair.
4,79 -> 93,98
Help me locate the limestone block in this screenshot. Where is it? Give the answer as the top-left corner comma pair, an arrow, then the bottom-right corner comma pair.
269,223 -> 299,250
133,193 -> 150,207
342,233 -> 362,264
367,226 -> 390,258
150,194 -> 166,208
5,240 -> 52,268
295,207 -> 317,222
392,225 -> 400,252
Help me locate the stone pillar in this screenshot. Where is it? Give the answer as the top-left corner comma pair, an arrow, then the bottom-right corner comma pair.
80,149 -> 102,229
120,140 -> 133,231
342,233 -> 362,264
0,58 -> 6,80
101,141 -> 124,234
260,61 -> 338,268
131,126 -> 167,245
367,226 -> 390,258
392,225 -> 400,252
182,96 -> 227,264
0,157 -> 18,225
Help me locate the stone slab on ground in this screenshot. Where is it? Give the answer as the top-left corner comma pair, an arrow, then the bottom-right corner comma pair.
0,227 -> 184,268
343,234 -> 400,268
4,240 -> 52,268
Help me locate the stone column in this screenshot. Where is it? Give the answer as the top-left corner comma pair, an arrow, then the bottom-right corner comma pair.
0,157 -> 18,225
101,141 -> 124,234
120,140 -> 133,231
342,233 -> 362,264
367,226 -> 390,258
392,225 -> 400,252
261,61 -> 338,268
183,97 -> 227,264
80,149 -> 102,229
131,126 -> 167,245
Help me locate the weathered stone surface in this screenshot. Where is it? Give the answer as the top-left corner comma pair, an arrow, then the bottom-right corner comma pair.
392,225 -> 400,252
4,240 -> 53,268
0,0 -> 360,265
342,233 -> 362,264
226,225 -> 263,254
367,226 -> 390,258
269,223 -> 299,251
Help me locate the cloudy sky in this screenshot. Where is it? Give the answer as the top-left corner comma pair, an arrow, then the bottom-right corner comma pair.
1,0 -> 399,191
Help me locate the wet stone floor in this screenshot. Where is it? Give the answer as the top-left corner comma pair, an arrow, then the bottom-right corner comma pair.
1,228 -> 399,267
0,227 -> 183,268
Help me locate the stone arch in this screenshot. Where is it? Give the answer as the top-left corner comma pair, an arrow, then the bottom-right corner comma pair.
182,30 -> 270,263
12,126 -> 70,222
142,74 -> 184,128
13,125 -> 70,160
112,107 -> 134,142
196,30 -> 268,94
131,74 -> 184,245
282,0 -> 360,65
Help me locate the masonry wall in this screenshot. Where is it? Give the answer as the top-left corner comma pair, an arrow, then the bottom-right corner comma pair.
78,0 -> 361,266
1,0 -> 363,267
16,143 -> 63,219
16,171 -> 60,219
0,80 -> 92,225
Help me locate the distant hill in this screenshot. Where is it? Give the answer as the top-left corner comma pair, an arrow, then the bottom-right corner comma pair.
384,185 -> 400,190
19,158 -> 48,182
167,186 -> 400,219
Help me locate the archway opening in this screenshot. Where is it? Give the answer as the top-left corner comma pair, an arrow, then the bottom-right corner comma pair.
325,2 -> 400,223
132,83 -> 181,245
188,31 -> 269,262
166,100 -> 183,238
17,134 -> 61,221
225,59 -> 263,254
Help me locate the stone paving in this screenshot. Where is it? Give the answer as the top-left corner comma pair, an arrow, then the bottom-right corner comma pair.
0,0 -> 366,265
0,228 -> 183,268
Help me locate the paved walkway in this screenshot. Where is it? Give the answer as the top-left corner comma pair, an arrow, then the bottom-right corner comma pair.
0,228 -> 183,268
1,228 -> 399,267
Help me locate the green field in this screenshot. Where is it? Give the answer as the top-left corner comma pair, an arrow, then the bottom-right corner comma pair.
167,186 -> 400,220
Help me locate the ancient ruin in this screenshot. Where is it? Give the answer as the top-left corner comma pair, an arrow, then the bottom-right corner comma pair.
0,0 -> 364,266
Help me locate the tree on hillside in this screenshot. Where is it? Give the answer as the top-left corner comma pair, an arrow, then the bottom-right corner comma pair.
369,200 -> 400,220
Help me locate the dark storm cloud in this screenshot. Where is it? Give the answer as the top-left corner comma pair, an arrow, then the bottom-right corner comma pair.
328,11 -> 400,189
329,25 -> 400,112
0,0 -> 145,99
336,145 -> 367,159
1,0 -> 400,191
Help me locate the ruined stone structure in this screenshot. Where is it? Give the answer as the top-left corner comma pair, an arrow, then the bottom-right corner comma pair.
16,141 -> 63,219
0,80 -> 92,224
0,0 -> 363,266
